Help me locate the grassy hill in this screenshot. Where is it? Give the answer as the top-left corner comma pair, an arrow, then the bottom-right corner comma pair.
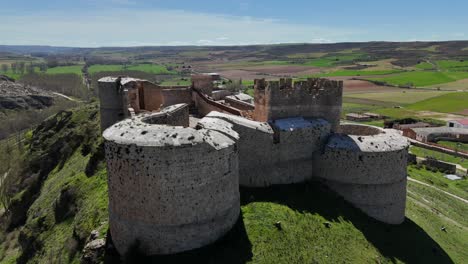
407,92 -> 468,113
0,105 -> 466,263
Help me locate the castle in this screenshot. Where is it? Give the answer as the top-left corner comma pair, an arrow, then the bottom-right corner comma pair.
98,74 -> 409,256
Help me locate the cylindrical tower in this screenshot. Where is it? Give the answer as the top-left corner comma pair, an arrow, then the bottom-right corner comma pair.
314,124 -> 409,224
98,77 -> 127,131
103,113 -> 240,255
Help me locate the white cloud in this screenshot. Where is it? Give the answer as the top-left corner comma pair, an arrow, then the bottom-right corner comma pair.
0,8 -> 360,47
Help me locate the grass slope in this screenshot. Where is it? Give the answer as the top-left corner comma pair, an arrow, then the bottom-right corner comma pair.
367,71 -> 468,87
46,65 -> 83,76
88,64 -> 175,75
0,107 -> 466,264
345,91 -> 451,105
436,141 -> 468,152
407,92 -> 468,113
137,178 -> 465,264
310,69 -> 402,78
0,105 -> 108,263
410,146 -> 468,168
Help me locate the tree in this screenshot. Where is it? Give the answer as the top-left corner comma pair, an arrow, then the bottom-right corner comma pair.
1,64 -> 8,73
26,62 -> 35,74
10,63 -> 17,73
18,61 -> 26,74
39,63 -> 48,72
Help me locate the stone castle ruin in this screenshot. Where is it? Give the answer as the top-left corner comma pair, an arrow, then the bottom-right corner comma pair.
98,74 -> 409,256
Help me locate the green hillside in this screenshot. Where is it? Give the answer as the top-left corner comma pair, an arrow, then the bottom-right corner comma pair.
0,105 -> 466,263
407,92 -> 468,113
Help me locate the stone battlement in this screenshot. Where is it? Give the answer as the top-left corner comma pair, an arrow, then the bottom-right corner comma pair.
253,78 -> 343,130
99,75 -> 409,257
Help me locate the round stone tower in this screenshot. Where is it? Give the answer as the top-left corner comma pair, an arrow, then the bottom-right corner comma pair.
98,77 -> 127,131
314,124 -> 409,224
103,109 -> 240,255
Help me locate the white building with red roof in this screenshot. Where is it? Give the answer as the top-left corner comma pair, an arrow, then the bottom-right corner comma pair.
447,119 -> 468,129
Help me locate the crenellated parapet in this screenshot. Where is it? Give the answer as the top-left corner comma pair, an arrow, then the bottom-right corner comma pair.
253,78 -> 343,130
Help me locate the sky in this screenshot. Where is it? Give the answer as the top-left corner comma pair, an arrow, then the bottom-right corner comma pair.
1,0 -> 467,47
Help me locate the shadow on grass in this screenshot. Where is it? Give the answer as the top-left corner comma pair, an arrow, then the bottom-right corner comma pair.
105,181 -> 453,264
105,212 -> 253,264
240,181 -> 454,264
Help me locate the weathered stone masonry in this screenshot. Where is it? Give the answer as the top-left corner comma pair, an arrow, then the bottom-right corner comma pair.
100,76 -> 410,256
103,105 -> 239,255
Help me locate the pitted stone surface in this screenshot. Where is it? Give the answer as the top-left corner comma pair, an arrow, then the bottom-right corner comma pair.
103,107 -> 240,255
99,74 -> 413,257
314,124 -> 410,224
199,112 -> 331,187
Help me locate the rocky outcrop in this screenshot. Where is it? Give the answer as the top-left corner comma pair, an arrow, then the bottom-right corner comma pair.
0,80 -> 55,110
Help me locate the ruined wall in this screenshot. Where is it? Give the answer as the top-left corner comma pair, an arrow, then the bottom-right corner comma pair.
161,88 -> 192,107
313,124 -> 409,224
422,158 -> 457,174
253,78 -> 343,131
141,104 -> 189,127
103,108 -> 240,255
198,112 -> 331,186
140,81 -> 164,111
192,74 -> 214,96
192,89 -> 242,117
225,97 -> 255,111
98,77 -> 128,131
212,90 -> 232,101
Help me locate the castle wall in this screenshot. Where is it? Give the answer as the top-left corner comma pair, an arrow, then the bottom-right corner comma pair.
313,124 -> 409,224
192,74 -> 214,96
212,90 -> 232,101
224,97 -> 255,111
192,89 -> 242,117
98,77 -> 128,131
161,88 -> 192,107
421,158 -> 457,174
141,104 -> 189,127
253,78 -> 343,131
198,112 -> 331,187
141,81 -> 164,111
103,106 -> 240,255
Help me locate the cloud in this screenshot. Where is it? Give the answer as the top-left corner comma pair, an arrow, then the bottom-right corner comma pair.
0,8 -> 360,47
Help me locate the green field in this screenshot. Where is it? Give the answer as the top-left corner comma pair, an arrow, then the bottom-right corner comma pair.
436,141 -> 468,153
415,62 -> 435,70
88,63 -> 175,75
408,165 -> 467,199
46,65 -> 83,76
436,60 -> 468,71
303,53 -> 368,67
311,69 -> 402,77
367,71 -> 468,87
1,104 -> 468,263
407,92 -> 468,113
160,78 -> 192,86
0,69 -> 21,80
341,102 -> 381,115
345,91 -> 452,104
410,145 -> 468,168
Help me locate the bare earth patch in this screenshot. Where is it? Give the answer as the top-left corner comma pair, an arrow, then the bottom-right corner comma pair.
425,78 -> 468,91
217,70 -> 275,81
241,65 -> 322,76
416,111 -> 466,121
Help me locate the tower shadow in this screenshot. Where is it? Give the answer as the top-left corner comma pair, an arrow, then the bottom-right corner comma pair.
239,181 -> 454,264
105,181 -> 454,264
105,212 -> 253,264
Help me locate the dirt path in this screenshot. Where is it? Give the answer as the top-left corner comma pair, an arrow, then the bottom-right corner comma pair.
52,92 -> 81,102
408,177 -> 468,204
